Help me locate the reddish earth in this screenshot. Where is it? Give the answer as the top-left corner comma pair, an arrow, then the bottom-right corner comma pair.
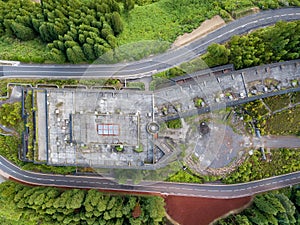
164,195 -> 252,225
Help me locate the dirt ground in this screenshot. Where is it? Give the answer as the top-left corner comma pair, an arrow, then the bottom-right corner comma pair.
164,195 -> 252,225
171,15 -> 226,48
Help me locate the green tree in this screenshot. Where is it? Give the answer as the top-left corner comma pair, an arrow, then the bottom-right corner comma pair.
124,0 -> 135,11
111,12 -> 123,35
204,43 -> 230,67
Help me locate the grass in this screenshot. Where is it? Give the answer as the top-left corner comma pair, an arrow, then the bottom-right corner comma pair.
166,118 -> 182,129
241,92 -> 300,135
264,105 -> 300,135
0,36 -> 51,63
263,94 -> 290,112
167,169 -> 203,183
167,167 -> 220,183
118,0 -> 219,45
126,82 -> 145,90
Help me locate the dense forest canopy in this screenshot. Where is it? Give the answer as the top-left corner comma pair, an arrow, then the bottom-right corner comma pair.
204,20 -> 300,69
0,181 -> 166,225
0,0 -> 123,63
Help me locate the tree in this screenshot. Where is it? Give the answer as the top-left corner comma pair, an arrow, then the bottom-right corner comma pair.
83,43 -> 96,61
10,21 -> 35,41
111,12 -> 123,35
204,43 -> 230,67
124,0 -> 135,11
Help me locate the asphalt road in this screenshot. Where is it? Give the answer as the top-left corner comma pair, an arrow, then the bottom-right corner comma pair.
1,8 -> 300,79
0,156 -> 299,198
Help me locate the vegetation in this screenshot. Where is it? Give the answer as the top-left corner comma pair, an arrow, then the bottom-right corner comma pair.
223,148 -> 300,184
134,144 -> 143,153
240,92 -> 300,135
0,35 -> 50,63
204,20 -> 300,69
264,105 -> 300,135
0,135 -> 22,166
165,118 -> 182,129
119,0 -> 300,45
0,181 -> 166,225
194,97 -> 205,108
0,0 -> 299,63
167,167 -> 220,184
0,102 -> 22,130
0,78 -> 127,98
215,188 -> 300,225
0,0 -> 123,63
263,93 -> 290,111
24,90 -> 35,161
126,82 -> 145,90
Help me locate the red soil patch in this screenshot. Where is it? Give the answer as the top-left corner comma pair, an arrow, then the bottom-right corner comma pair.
165,195 -> 252,225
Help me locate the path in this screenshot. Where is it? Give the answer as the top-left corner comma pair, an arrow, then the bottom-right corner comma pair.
262,136 -> 300,149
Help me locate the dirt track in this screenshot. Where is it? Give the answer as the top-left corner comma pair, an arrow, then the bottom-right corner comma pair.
171,15 -> 226,48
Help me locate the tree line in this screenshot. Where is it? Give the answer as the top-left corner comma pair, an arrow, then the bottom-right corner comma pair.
204,20 -> 300,69
0,181 -> 166,225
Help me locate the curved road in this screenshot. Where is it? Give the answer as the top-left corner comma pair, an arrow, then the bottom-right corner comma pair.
1,8 -> 300,79
0,156 -> 299,199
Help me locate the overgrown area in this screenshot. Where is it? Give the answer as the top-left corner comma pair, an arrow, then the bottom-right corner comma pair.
119,0 -> 300,44
167,167 -> 220,184
222,148 -> 300,184
240,92 -> 300,136
214,187 -> 300,225
0,181 -> 166,225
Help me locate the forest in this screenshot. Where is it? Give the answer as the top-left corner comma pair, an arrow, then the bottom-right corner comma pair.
0,0 -> 123,63
215,187 -> 300,225
0,181 -> 166,225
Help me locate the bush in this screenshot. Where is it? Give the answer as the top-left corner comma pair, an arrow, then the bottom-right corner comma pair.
166,119 -> 182,129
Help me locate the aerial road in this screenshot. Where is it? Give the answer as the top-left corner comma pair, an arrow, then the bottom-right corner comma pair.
0,155 -> 299,199
1,8 -> 300,79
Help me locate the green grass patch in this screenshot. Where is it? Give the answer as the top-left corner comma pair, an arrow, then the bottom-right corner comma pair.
240,93 -> 300,135
166,118 -> 182,129
167,167 -> 220,183
0,36 -> 50,63
119,0 -> 219,44
167,169 -> 203,183
223,148 -> 300,184
126,82 -> 145,90
264,105 -> 300,135
134,144 -> 144,153
263,94 -> 290,112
